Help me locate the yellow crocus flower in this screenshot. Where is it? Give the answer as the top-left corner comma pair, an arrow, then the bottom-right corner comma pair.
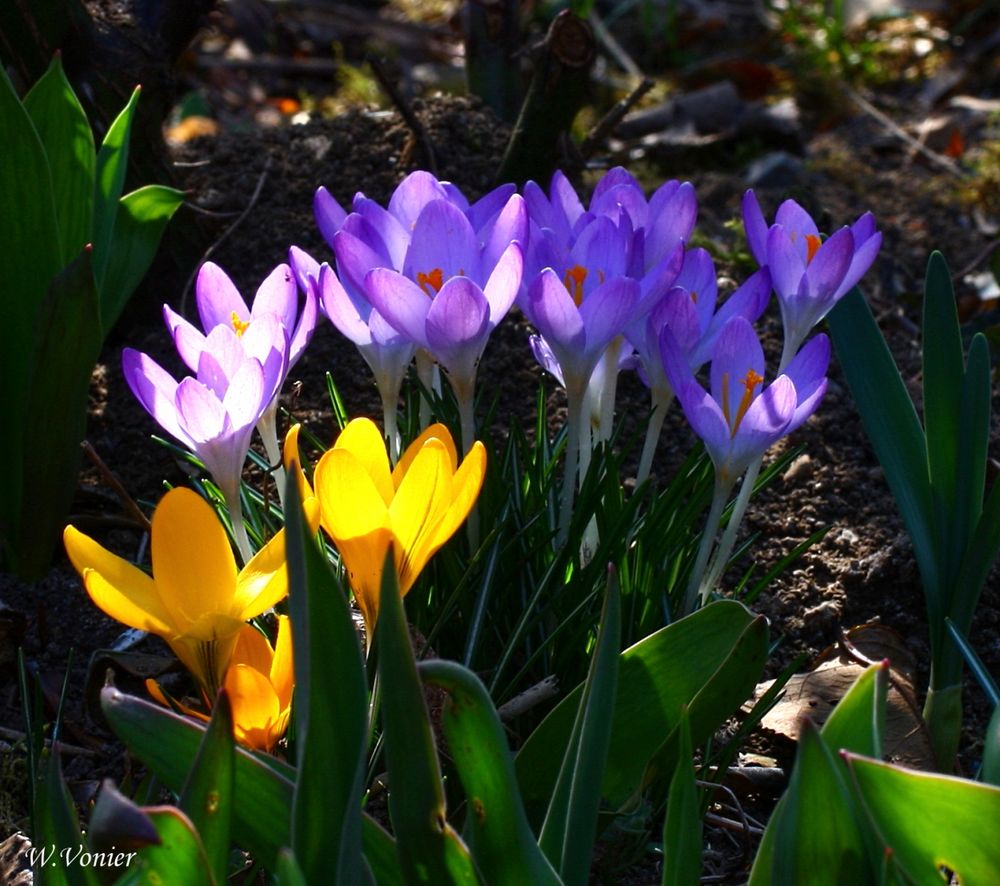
288,418 -> 486,631
147,615 -> 294,753
64,486 -> 292,696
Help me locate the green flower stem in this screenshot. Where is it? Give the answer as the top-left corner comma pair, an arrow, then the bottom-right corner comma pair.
257,401 -> 286,509
684,474 -> 734,614
558,378 -> 588,547
923,682 -> 963,770
415,349 -> 436,429
635,388 -> 675,489
224,487 -> 253,566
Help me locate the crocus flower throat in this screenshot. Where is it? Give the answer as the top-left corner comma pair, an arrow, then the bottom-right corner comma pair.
721,368 -> 765,438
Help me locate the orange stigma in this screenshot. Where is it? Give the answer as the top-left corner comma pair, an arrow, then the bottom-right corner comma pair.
230,312 -> 250,337
721,368 -> 765,436
805,234 -> 822,264
563,265 -> 588,306
417,268 -> 444,295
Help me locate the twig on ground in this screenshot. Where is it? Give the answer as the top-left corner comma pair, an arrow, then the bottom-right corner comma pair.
180,155 -> 272,313
368,56 -> 438,176
954,237 -> 1000,280
0,727 -> 99,759
587,9 -> 641,77
580,76 -> 654,160
82,442 -> 152,533
497,676 -> 559,721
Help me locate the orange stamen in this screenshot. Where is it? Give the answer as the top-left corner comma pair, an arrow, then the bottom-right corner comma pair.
563,265 -> 588,306
417,268 -> 444,295
805,234 -> 822,264
231,312 -> 250,337
731,368 -> 764,435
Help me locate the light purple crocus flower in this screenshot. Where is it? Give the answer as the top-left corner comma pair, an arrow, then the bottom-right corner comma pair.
660,315 -> 829,485
163,262 -> 316,495
122,316 -> 289,562
742,190 -> 881,365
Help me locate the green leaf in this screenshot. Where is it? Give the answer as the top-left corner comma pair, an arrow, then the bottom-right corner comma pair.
36,750 -> 100,886
539,565 -> 620,886
22,54 -> 95,265
99,183 -> 184,331
419,659 -> 560,886
17,247 -> 101,578
284,474 -> 368,885
516,601 -> 766,813
661,710 -> 701,886
0,61 -> 62,560
178,690 -> 235,886
88,780 -> 161,856
275,849 -> 309,886
982,706 -> 1000,787
819,660 -> 887,759
114,808 -> 214,886
376,552 -> 477,885
770,722 -> 872,886
92,85 -> 140,290
827,288 -> 940,613
846,753 -> 1000,882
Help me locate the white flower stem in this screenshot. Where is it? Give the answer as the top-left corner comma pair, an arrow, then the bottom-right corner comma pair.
557,378 -> 587,547
225,487 -> 253,566
256,401 -> 286,510
635,388 -> 675,488
684,474 -> 734,615
381,387 -> 401,465
596,337 -> 622,445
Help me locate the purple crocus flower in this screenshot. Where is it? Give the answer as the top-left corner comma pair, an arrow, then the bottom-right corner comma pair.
122,316 -> 289,562
742,190 -> 881,365
660,315 -> 829,485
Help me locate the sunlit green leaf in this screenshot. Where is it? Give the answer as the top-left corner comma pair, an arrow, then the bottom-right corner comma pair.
114,808 -> 214,886
661,710 -> 701,886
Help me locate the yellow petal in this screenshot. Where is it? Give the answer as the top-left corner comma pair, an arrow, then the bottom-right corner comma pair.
234,529 -> 288,618
231,623 -> 274,675
226,663 -> 282,751
390,438 -> 451,593
169,618 -> 243,695
392,423 -> 457,488
269,614 -> 294,710
64,525 -> 174,635
283,423 -> 317,504
333,418 -> 394,506
145,679 -> 209,723
335,528 -> 394,631
403,440 -> 487,590
151,488 -> 238,629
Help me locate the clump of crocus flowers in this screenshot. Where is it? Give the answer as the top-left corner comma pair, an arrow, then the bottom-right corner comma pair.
69,165 -> 880,747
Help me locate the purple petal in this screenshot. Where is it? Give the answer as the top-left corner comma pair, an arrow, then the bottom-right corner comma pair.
403,199 -> 481,285
288,245 -> 321,295
482,242 -> 522,328
177,376 -> 228,442
525,268 -> 585,352
163,305 -> 206,373
645,181 -> 697,268
578,277 -> 640,363
741,190 -> 769,268
201,325 -> 246,385
783,333 -> 830,433
425,277 -> 490,381
549,170 -> 586,234
728,375 -> 796,473
333,226 -> 392,309
803,227 -> 854,301
709,316 -> 766,415
766,224 -> 806,301
637,241 -> 685,315
387,170 -> 450,231
364,268 -> 432,347
692,268 -> 772,369
834,230 -> 882,299
529,334 -> 565,387
592,166 -> 641,202
467,183 -> 517,234
314,186 -> 348,249
774,199 -> 820,242
288,282 -> 318,367
252,263 -> 298,332
195,262 -> 247,332
481,193 -> 527,277
222,359 -> 267,429
122,349 -> 192,448
320,262 -> 373,345
352,199 -> 409,269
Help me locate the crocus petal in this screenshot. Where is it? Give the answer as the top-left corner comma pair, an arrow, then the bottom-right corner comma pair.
645,181 -> 696,269
834,230 -> 882,299
231,623 -> 273,674
221,359 -> 267,432
334,226 -> 394,303
319,262 -> 372,345
364,268 -> 432,348
63,526 -> 173,635
122,349 -> 193,449
728,375 -> 796,474
333,417 -> 395,505
196,262 -> 248,332
482,242 -> 523,327
466,182 -> 516,234
425,277 -> 490,384
163,306 -> 207,373
353,198 -> 409,270
783,333 -> 831,433
774,199 -> 820,250
234,529 -> 291,617
269,614 -> 294,710
150,488 -> 238,629
387,170 -> 451,232
392,423 -> 458,485
252,264 -> 298,333
709,317 -> 766,415
691,267 -> 772,368
403,199 -> 481,284
766,224 -> 807,301
480,194 -> 527,277
577,276 -> 640,364
803,227 -> 854,300
226,664 -> 282,751
314,186 -> 348,249
741,190 -> 769,268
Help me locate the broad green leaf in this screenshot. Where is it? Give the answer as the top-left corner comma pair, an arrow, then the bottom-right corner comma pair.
100,684 -> 398,876
285,475 -> 368,885
17,247 -> 101,578
0,61 -> 62,558
516,601 -> 766,812
92,85 -> 140,290
819,660 -> 887,759
539,566 -> 620,886
954,476 -> 1000,634
661,710 -> 701,886
376,554 -> 477,885
178,691 -> 234,886
770,722 -> 871,886
99,183 -> 184,331
827,288 -> 941,612
275,849 -> 309,886
114,808 -> 214,886
36,750 -> 100,886
88,781 -> 161,856
847,753 -> 1000,882
419,659 -> 560,886
22,54 -> 95,265
922,251 -> 964,576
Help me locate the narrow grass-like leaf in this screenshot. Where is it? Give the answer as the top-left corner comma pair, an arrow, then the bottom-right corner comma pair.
92,84 -> 140,289
22,54 -> 95,265
285,474 -> 368,885
945,617 -> 999,706
517,601 -> 765,813
847,753 -> 1000,882
36,750 -> 100,886
419,659 -> 560,886
539,566 -> 620,885
178,690 -> 234,886
827,288 -> 940,611
661,710 -> 701,886
376,552 -> 477,884
99,183 -> 184,330
983,707 -> 1000,787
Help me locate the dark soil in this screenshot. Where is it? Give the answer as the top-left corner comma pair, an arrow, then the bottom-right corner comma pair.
3,3 -> 1000,882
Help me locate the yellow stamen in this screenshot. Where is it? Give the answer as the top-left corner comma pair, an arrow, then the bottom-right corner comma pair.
231,312 -> 250,337
563,265 -> 588,306
417,268 -> 444,295
805,234 -> 822,264
730,368 -> 764,436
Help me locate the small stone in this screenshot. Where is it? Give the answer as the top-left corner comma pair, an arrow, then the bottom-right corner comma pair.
782,453 -> 813,483
835,527 -> 859,547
